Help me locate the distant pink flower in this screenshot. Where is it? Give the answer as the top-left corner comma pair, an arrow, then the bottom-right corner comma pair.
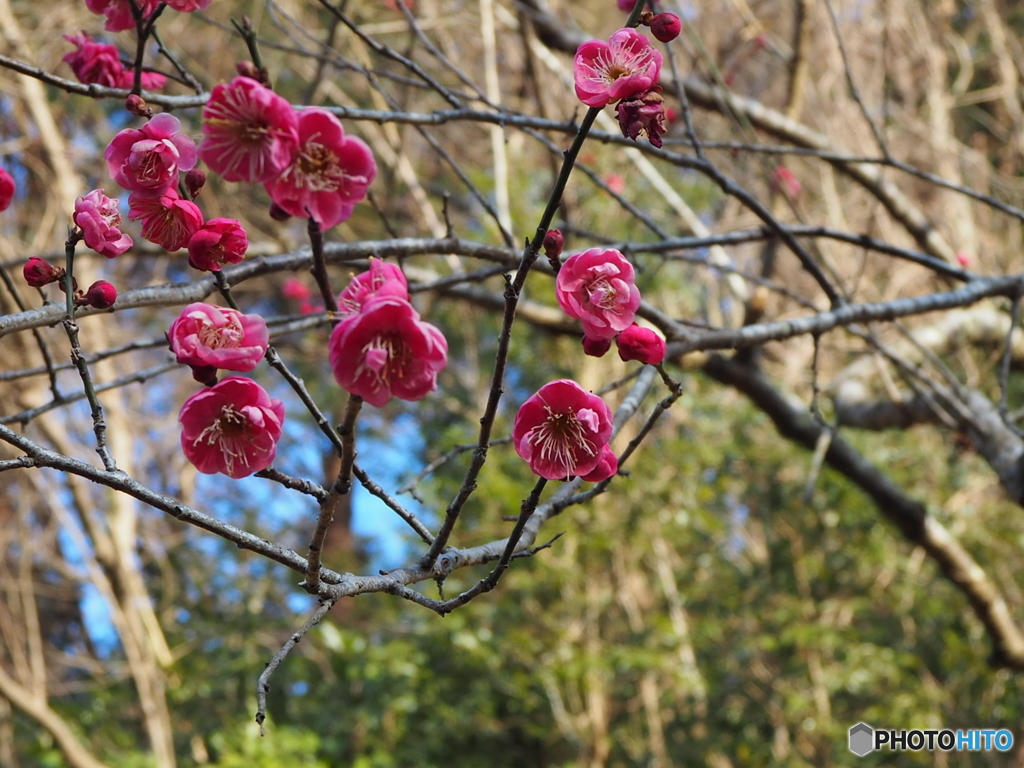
74,190 -> 133,257
63,32 -> 125,88
169,303 -> 269,373
129,191 -> 204,251
772,166 -> 801,199
165,0 -> 212,11
187,218 -> 248,271
105,113 -> 198,196
605,173 -> 626,195
199,77 -> 299,183
513,379 -> 614,481
282,277 -> 312,302
956,251 -> 972,268
336,259 -> 409,321
265,108 -> 376,229
556,248 -> 641,340
0,167 -> 14,211
179,376 -> 285,479
574,28 -> 663,108
328,297 -> 447,408
617,0 -> 636,10
581,445 -> 618,482
85,0 -> 161,32
616,324 -> 666,364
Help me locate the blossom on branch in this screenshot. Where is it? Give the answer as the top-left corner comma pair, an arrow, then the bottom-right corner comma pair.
165,0 -> 212,11
265,108 -> 376,229
168,303 -> 269,373
581,445 -> 618,482
187,218 -> 249,271
328,296 -> 448,408
85,0 -> 161,32
73,189 -> 133,257
513,379 -> 614,481
129,190 -> 204,251
179,376 -> 285,479
555,248 -> 641,340
574,28 -> 663,108
616,87 -> 667,148
105,113 -> 198,196
199,77 -> 299,183
63,32 -> 166,90
336,258 -> 409,321
0,167 -> 14,211
616,323 -> 666,364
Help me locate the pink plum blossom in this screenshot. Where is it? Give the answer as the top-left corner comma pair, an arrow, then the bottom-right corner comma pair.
187,219 -> 249,271
616,323 -> 666,365
179,376 -> 285,479
129,191 -> 204,251
105,113 -> 198,196
574,28 -> 663,108
199,77 -> 300,183
0,167 -> 14,211
73,190 -> 133,258
282,277 -> 312,302
328,297 -> 447,408
581,445 -> 618,482
265,108 -> 376,229
165,0 -> 212,11
168,303 -> 269,373
555,247 -> 641,340
617,0 -> 637,10
336,259 -> 409,321
63,33 -> 166,91
513,379 -> 614,481
85,0 -> 161,32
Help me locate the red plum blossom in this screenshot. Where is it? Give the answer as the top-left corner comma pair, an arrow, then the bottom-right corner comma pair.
74,190 -> 133,258
555,247 -> 641,340
574,28 -> 663,108
85,0 -> 161,31
581,445 -> 618,482
63,32 -> 166,90
168,303 -> 269,373
129,190 -> 204,251
513,379 -> 614,481
105,113 -> 198,196
0,167 -> 14,211
336,258 -> 409,321
187,219 -> 248,271
616,324 -> 666,365
265,108 -> 376,229
179,377 -> 285,479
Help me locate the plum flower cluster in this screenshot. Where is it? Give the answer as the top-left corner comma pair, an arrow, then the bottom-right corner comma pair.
199,78 -> 377,230
328,260 -> 448,408
63,32 -> 166,91
574,28 -> 670,147
555,247 -> 665,365
168,303 -> 282,478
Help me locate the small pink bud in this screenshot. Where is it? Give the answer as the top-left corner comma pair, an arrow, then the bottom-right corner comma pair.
582,335 -> 612,357
82,280 -> 117,310
185,169 -> 206,199
542,229 -> 563,261
616,324 -> 666,365
650,13 -> 682,43
125,94 -> 152,118
956,251 -> 972,268
23,257 -> 61,288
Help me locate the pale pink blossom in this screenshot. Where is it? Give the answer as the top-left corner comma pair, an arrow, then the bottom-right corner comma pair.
336,259 -> 409,321
0,167 -> 14,211
187,219 -> 248,271
581,445 -> 618,482
328,297 -> 447,408
74,190 -> 133,258
555,248 -> 641,340
105,113 -> 198,196
616,323 -> 666,364
265,108 -> 376,229
199,77 -> 299,183
179,376 -> 285,479
574,28 -> 663,108
168,303 -> 269,373
85,0 -> 161,32
513,379 -> 614,481
165,0 -> 212,11
129,191 -> 204,251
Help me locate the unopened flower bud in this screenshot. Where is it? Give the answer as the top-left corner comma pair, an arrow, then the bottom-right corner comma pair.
582,335 -> 612,358
189,364 -> 219,386
23,257 -> 61,288
82,280 -> 117,310
185,169 -> 206,199
125,93 -> 153,118
616,324 -> 666,365
650,13 -> 682,43
269,202 -> 292,222
235,61 -> 262,81
542,229 -> 563,261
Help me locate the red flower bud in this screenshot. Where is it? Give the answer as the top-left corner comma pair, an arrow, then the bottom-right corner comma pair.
542,229 -> 563,261
650,13 -> 682,43
184,169 -> 206,199
23,257 -> 61,288
616,324 -> 666,365
582,335 -> 612,358
125,94 -> 153,118
82,280 -> 117,310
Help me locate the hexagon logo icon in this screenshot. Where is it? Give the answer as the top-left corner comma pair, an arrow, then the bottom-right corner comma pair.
849,722 -> 874,756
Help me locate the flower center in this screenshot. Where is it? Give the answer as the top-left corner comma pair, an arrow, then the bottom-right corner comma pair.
292,139 -> 345,193
356,334 -> 409,392
587,277 -> 619,309
193,405 -> 257,474
197,316 -> 243,349
526,407 -> 597,478
607,64 -> 629,81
